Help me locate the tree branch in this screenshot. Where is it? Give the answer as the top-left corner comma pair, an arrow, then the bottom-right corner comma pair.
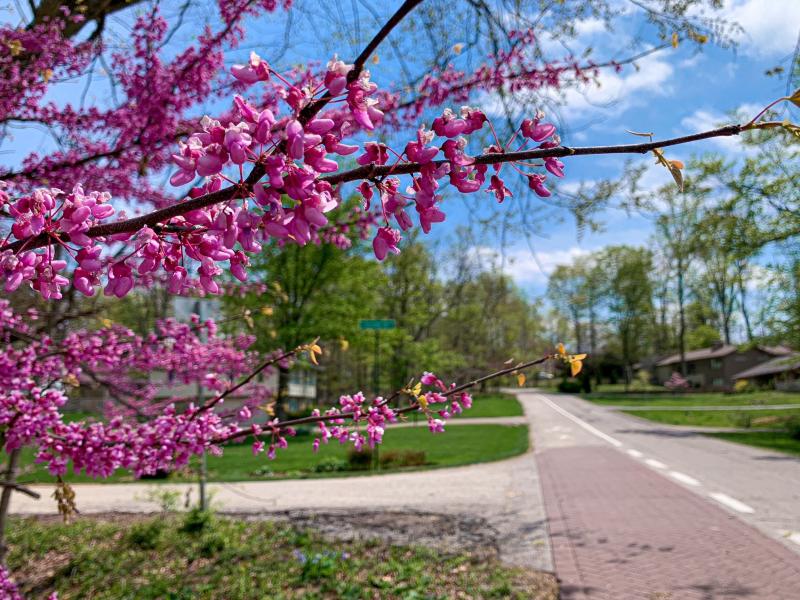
0,124 -> 743,255
215,353 -> 552,443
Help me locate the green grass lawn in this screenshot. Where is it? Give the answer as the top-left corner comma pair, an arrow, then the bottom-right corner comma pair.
591,383 -> 664,393
622,408 -> 800,428
17,424 -> 529,485
461,392 -> 523,418
582,391 -> 800,407
6,513 -> 557,599
706,431 -> 800,457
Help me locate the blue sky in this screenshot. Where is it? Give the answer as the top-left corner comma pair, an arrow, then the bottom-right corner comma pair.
455,0 -> 800,296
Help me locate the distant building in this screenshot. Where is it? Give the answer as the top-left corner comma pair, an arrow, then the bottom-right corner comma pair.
653,342 -> 793,391
733,353 -> 800,392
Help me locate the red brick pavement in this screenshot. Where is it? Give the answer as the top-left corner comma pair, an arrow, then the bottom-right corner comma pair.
537,446 -> 800,600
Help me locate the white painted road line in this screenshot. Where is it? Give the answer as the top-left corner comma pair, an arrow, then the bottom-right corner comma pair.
645,459 -> 667,470
710,492 -> 755,514
669,471 -> 700,487
786,532 -> 800,546
538,395 -> 623,447
627,449 -> 643,458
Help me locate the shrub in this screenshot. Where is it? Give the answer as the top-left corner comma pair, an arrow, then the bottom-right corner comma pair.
733,379 -> 753,394
731,412 -> 753,428
786,416 -> 800,441
380,449 -> 427,468
180,508 -> 214,534
346,448 -> 374,470
198,532 -> 227,558
557,379 -> 582,393
312,457 -> 349,473
127,519 -> 164,550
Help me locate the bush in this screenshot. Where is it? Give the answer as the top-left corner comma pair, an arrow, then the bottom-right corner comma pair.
198,532 -> 227,558
731,412 -> 753,428
312,457 -> 349,473
379,449 -> 427,468
127,519 -> 164,550
557,379 -> 582,393
346,448 -> 373,470
180,508 -> 214,534
786,416 -> 800,440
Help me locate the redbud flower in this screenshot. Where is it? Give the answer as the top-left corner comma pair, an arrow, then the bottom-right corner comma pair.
372,226 -> 402,261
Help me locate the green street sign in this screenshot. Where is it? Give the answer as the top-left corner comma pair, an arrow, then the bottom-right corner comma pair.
359,319 -> 396,330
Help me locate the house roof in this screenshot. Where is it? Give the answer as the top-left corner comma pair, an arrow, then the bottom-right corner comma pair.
733,353 -> 800,380
655,344 -> 793,367
655,345 -> 737,367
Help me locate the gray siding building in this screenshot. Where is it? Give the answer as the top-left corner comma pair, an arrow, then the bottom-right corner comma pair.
654,343 -> 792,391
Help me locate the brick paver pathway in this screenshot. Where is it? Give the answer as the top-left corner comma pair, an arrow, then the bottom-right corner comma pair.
538,445 -> 800,599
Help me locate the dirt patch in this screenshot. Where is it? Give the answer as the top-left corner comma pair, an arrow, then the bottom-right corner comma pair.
237,508 -> 503,560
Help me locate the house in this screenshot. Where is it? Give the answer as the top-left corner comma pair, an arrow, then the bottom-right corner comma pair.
653,342 -> 793,391
733,353 -> 800,392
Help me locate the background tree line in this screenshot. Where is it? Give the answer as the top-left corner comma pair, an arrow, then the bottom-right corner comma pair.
547,125 -> 799,383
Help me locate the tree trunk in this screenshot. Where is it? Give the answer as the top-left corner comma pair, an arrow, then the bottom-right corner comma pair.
0,449 -> 21,563
738,276 -> 754,342
275,366 -> 289,420
677,266 -> 688,377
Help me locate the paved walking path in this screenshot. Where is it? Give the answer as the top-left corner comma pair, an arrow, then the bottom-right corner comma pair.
525,391 -> 800,599
606,403 -> 800,411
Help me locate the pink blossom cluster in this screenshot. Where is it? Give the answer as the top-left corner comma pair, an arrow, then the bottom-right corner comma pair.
1,2 -> 288,209
0,299 -> 475,482
2,47 -> 563,299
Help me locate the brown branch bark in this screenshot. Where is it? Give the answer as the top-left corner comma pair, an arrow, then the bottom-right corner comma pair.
1,124 -> 743,255
215,353 -> 553,443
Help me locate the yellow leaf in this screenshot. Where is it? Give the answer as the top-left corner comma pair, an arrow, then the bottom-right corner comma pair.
7,40 -> 22,57
311,343 -> 322,355
63,373 -> 80,388
556,343 -> 566,356
517,373 -> 526,387
570,359 -> 584,377
371,53 -> 380,64
452,43 -> 464,55
418,394 -> 429,409
260,306 -> 274,316
790,87 -> 800,109
42,69 -> 53,83
669,160 -> 684,170
340,338 -> 349,351
412,382 -> 422,396
101,318 -> 113,328
671,32 -> 679,48
260,402 -> 275,416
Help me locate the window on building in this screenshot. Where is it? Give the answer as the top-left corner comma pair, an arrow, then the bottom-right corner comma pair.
712,378 -> 724,387
711,359 -> 723,370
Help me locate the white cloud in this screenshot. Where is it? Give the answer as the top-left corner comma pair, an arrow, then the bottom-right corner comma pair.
481,50 -> 674,121
720,0 -> 800,57
472,245 -> 592,284
680,102 -> 762,154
